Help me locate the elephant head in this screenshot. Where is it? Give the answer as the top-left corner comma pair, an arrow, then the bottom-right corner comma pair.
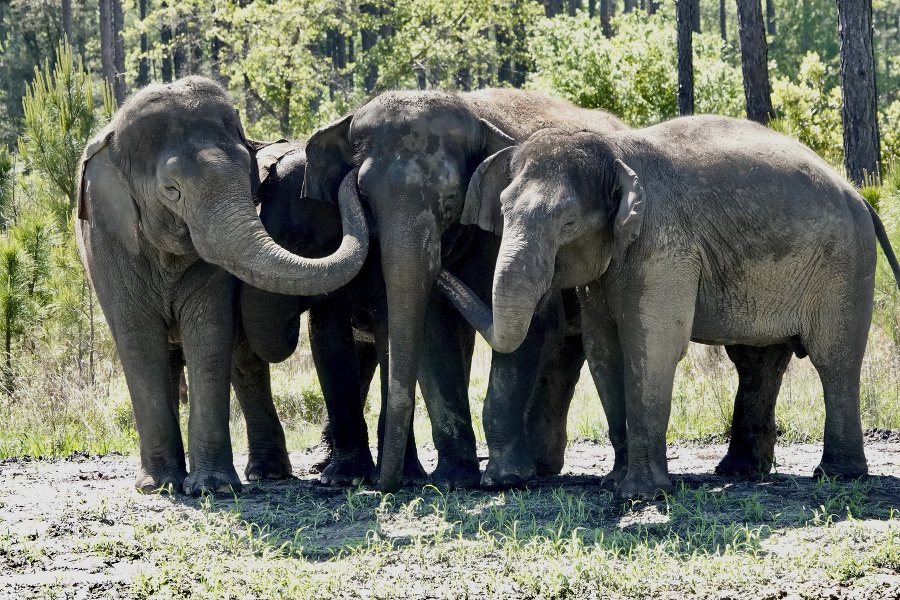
302,91 -> 515,491
77,77 -> 367,296
440,128 -> 645,353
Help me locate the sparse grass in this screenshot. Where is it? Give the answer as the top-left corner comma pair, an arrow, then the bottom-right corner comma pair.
3,466 -> 897,599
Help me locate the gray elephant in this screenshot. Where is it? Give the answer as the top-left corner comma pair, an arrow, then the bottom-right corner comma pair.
439,115 -> 900,499
302,89 -> 627,491
241,140 -> 426,487
76,77 -> 368,494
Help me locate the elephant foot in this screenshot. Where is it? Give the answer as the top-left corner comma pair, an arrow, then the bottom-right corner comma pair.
246,448 -> 293,481
135,465 -> 187,495
372,457 -> 428,489
615,466 -> 672,501
813,459 -> 868,480
320,449 -> 375,487
307,441 -> 333,475
429,459 -> 481,490
600,464 -> 627,491
715,450 -> 773,477
183,467 -> 243,496
481,449 -> 536,490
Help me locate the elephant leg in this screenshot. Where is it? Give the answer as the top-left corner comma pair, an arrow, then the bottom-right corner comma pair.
579,284 -> 628,490
231,334 -> 292,481
715,343 -> 792,477
417,291 -> 480,489
310,300 -> 375,486
308,408 -> 332,475
615,270 -> 697,500
525,290 -> 585,475
526,333 -> 584,476
178,266 -> 242,495
374,312 -> 425,486
90,264 -> 186,493
481,291 -> 566,489
804,293 -> 870,479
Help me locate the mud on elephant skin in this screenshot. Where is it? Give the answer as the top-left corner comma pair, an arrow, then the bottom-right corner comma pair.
241,141 -> 427,488
303,88 -> 627,492
439,115 -> 900,499
76,77 -> 369,495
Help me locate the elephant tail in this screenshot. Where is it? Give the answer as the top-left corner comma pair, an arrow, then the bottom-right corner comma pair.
867,201 -> 900,291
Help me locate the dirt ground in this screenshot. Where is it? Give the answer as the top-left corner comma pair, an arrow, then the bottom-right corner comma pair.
1,432 -> 899,599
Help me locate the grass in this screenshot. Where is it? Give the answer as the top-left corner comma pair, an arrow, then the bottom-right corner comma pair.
2,465 -> 897,599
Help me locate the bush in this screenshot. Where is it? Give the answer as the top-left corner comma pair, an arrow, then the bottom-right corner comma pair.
527,12 -> 744,127
769,52 -> 843,166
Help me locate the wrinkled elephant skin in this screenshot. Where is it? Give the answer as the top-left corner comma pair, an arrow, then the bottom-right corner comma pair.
76,77 -> 368,495
303,89 -> 628,491
440,116 -> 900,499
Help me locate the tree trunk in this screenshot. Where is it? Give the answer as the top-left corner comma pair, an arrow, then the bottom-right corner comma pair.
210,25 -> 228,87
837,0 -> 880,184
99,0 -> 115,93
601,0 -> 614,37
624,0 -> 636,12
736,0 -> 774,125
766,0 -> 775,35
692,0 -> 700,32
720,0 -> 727,41
136,0 -> 150,86
160,1 -> 173,82
112,0 -> 125,103
544,0 -> 564,17
62,0 -> 72,42
567,0 -> 579,15
361,3 -> 379,92
588,0 -> 595,17
677,0 -> 695,116
647,0 -> 657,15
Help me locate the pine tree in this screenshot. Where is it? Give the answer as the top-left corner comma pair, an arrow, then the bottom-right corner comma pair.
836,0 -> 881,184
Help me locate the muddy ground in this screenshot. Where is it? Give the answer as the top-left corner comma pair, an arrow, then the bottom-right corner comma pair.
1,432 -> 899,599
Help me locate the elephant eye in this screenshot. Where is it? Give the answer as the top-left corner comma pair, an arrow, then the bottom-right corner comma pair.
561,219 -> 578,235
159,183 -> 181,205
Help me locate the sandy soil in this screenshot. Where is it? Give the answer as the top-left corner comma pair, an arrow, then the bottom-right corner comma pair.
1,432 -> 898,598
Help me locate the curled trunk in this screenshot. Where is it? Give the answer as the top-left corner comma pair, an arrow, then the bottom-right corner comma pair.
194,168 -> 368,296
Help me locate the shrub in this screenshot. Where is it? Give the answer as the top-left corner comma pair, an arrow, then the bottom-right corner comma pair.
527,12 -> 744,127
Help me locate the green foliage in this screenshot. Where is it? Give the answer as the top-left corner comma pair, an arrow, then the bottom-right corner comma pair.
19,39 -> 113,222
881,101 -> 900,168
769,52 -> 844,166
527,12 -> 744,127
768,0 -> 840,89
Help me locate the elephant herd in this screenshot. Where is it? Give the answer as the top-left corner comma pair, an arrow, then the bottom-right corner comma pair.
76,76 -> 899,501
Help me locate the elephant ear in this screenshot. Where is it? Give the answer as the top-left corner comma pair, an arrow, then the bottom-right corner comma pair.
253,140 -> 294,190
302,113 -> 354,202
461,146 -> 514,235
479,119 -> 515,157
612,158 -> 645,260
77,130 -> 141,255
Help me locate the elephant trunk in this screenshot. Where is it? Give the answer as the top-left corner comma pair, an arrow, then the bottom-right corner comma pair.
437,237 -> 550,354
193,168 -> 367,296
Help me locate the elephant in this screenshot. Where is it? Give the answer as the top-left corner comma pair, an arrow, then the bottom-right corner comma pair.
76,77 -> 369,495
240,140 -> 427,487
437,115 -> 900,499
302,89 -> 628,491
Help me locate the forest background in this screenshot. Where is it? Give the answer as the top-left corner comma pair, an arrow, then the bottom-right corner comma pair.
0,0 -> 899,456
